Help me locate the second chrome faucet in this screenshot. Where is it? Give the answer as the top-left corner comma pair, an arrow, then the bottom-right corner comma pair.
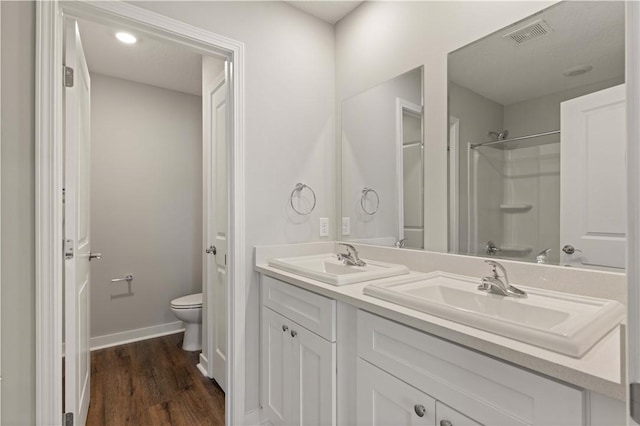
478,260 -> 527,298
337,243 -> 366,267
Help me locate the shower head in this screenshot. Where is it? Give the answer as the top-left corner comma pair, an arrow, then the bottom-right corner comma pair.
488,130 -> 509,140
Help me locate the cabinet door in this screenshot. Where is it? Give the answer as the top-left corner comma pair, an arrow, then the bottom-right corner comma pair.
262,308 -> 292,425
290,323 -> 336,426
357,359 -> 435,426
436,402 -> 481,426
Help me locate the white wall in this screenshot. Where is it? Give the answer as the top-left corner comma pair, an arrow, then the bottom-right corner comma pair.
131,0 -> 336,413
341,68 -> 421,245
1,2 -> 36,424
90,73 -> 202,340
336,1 -> 556,251
0,1 -> 334,420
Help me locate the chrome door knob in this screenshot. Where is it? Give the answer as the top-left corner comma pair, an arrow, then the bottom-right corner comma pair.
282,325 -> 288,332
89,252 -> 102,261
290,330 -> 297,337
440,420 -> 453,426
414,404 -> 426,417
562,244 -> 581,255
205,245 -> 217,255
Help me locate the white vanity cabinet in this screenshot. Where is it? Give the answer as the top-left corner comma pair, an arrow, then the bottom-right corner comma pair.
261,276 -> 336,426
357,357 -> 436,425
357,310 -> 584,426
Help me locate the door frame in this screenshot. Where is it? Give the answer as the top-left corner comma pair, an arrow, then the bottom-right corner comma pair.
627,2 -> 640,424
35,2 -> 246,425
448,116 -> 460,253
395,98 -> 423,244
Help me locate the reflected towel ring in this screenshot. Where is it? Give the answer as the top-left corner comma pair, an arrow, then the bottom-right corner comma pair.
290,183 -> 316,215
361,187 -> 379,215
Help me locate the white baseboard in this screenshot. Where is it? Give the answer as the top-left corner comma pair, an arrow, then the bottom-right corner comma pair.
90,321 -> 185,351
197,353 -> 209,377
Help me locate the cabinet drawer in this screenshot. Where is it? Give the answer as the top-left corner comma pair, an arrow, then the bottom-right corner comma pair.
262,275 -> 336,341
358,358 -> 436,426
357,310 -> 584,426
436,402 -> 481,426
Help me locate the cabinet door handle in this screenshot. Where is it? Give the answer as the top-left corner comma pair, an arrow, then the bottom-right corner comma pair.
440,420 -> 453,426
282,325 -> 288,332
414,404 -> 426,417
290,330 -> 297,337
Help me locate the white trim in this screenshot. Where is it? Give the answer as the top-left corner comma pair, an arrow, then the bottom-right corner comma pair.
395,98 -> 422,245
89,322 -> 184,351
627,2 -> 640,424
448,116 -> 460,253
36,2 -> 246,425
35,2 -> 64,424
197,353 -> 209,378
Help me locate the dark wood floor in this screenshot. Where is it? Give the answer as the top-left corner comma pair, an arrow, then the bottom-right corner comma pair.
87,333 -> 225,425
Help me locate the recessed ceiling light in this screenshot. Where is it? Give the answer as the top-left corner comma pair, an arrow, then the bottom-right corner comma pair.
562,65 -> 593,77
115,32 -> 137,45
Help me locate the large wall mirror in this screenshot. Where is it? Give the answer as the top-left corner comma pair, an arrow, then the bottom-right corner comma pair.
341,1 -> 626,271
341,67 -> 424,248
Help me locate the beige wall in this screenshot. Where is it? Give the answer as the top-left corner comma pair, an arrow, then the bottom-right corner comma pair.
1,1 -> 36,424
90,73 -> 202,339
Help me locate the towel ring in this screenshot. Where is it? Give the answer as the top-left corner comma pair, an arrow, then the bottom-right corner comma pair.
290,183 -> 316,215
361,187 -> 380,215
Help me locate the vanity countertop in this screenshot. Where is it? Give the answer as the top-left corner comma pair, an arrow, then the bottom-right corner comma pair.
255,243 -> 626,401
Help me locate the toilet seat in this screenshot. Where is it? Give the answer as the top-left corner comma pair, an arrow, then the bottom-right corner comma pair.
171,292 -> 203,309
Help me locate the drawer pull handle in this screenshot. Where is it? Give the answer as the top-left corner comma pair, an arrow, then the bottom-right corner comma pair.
414,404 -> 426,417
440,420 -> 453,426
282,325 -> 289,332
291,330 -> 297,337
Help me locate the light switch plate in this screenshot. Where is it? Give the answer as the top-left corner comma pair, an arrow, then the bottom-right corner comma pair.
342,217 -> 351,236
319,217 -> 329,237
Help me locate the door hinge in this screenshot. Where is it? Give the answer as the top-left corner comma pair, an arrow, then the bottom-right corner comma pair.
631,383 -> 640,423
64,239 -> 74,260
63,412 -> 74,426
64,66 -> 74,87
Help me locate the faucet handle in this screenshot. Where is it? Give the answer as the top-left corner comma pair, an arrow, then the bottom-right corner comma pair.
484,259 -> 507,280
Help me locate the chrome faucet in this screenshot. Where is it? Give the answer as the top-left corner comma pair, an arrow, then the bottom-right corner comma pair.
337,243 -> 366,267
485,240 -> 501,255
395,238 -> 407,248
478,260 -> 526,298
536,248 -> 551,264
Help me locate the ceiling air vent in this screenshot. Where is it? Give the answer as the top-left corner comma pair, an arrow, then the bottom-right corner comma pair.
503,19 -> 552,45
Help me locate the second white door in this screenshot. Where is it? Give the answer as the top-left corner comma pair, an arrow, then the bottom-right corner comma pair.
203,57 -> 228,391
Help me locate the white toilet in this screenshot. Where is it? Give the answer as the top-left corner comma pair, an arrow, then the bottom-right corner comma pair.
170,292 -> 203,351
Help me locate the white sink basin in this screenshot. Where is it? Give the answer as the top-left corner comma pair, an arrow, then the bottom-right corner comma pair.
364,271 -> 624,357
268,253 -> 409,286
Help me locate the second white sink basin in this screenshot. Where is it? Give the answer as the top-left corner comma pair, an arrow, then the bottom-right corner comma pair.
364,271 -> 624,357
268,253 -> 409,285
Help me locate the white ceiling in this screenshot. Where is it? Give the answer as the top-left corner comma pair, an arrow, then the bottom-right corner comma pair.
449,1 -> 625,106
77,19 -> 220,96
286,1 -> 364,24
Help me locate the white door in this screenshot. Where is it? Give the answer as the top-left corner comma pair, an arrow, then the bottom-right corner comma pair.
203,57 -> 228,391
290,323 -> 336,426
357,359 -> 435,426
560,84 -> 626,269
64,19 -> 92,426
261,308 -> 292,426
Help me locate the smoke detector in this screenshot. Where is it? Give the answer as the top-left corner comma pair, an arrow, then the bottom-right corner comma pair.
503,19 -> 553,45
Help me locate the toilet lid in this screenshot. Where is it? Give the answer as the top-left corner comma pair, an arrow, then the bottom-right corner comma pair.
171,292 -> 203,309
